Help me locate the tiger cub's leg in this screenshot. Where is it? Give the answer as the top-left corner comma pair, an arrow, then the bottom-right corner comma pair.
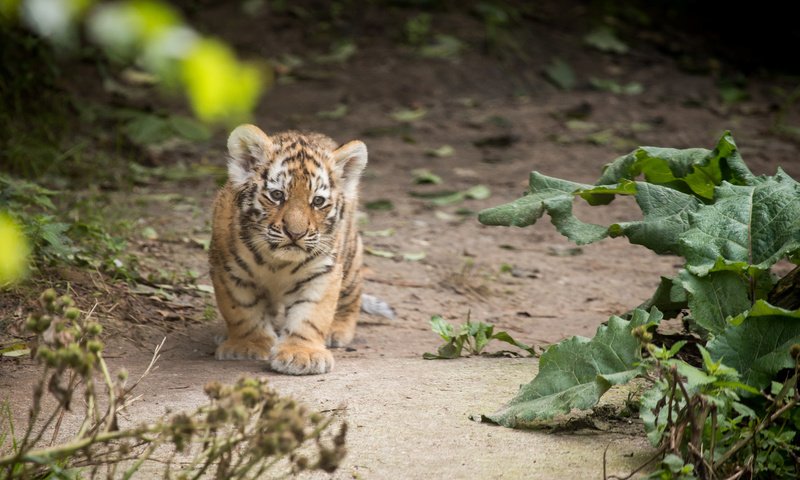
270,276 -> 340,375
327,274 -> 361,348
212,269 -> 274,360
327,235 -> 363,348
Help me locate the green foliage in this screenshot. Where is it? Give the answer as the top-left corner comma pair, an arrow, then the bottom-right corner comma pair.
423,314 -> 535,360
477,132 -> 800,477
404,13 -> 432,46
0,174 -> 132,280
482,309 -> 660,427
0,289 -> 346,478
708,301 -> 800,388
4,0 -> 268,123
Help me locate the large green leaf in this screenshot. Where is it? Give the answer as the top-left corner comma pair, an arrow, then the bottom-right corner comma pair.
481,309 -> 662,427
477,172 -> 608,243
606,182 -> 702,254
597,132 -> 755,199
708,301 -> 800,389
636,276 -> 687,319
676,269 -> 750,335
680,171 -> 800,276
479,173 -> 701,254
707,300 -> 800,389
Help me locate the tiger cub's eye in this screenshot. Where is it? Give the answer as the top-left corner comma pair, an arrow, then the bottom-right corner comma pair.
312,196 -> 326,207
269,190 -> 285,202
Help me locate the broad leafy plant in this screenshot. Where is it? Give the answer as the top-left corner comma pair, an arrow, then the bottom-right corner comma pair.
478,132 -> 800,478
423,314 -> 536,359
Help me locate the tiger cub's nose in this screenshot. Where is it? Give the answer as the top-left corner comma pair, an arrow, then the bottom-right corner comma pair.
284,225 -> 307,241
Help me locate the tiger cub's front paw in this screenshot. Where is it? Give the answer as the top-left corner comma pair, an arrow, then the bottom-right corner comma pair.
216,336 -> 273,360
270,342 -> 334,375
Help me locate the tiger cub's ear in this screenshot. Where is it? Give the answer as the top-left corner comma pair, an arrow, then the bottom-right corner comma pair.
333,140 -> 367,199
227,124 -> 272,186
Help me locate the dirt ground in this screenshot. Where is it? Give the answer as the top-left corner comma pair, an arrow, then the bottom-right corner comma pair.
3,2 -> 800,478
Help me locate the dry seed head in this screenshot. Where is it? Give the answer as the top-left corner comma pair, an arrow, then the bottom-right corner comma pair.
26,315 -> 38,332
239,386 -> 260,407
790,344 -> 800,361
64,307 -> 81,321
204,381 -> 223,399
37,314 -> 52,331
87,340 -> 103,354
41,288 -> 57,303
56,295 -> 75,310
86,322 -> 102,336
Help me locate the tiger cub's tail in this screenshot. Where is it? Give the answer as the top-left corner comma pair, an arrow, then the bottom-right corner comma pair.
360,294 -> 396,320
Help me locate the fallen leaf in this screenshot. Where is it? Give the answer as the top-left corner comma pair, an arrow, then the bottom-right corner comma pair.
426,145 -> 455,157
365,247 -> 396,259
402,251 -> 426,262
412,168 -> 443,185
142,226 -> 159,240
365,199 -> 394,211
390,107 -> 427,123
316,104 -> 348,119
544,58 -> 576,90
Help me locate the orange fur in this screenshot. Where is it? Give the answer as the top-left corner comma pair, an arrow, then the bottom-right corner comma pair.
209,125 -> 366,375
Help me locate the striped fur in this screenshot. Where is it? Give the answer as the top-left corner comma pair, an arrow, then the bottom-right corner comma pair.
209,125 -> 367,375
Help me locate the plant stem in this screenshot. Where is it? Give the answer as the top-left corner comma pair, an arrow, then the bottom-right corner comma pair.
715,395 -> 799,466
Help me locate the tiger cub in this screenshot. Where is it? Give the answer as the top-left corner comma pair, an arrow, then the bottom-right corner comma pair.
209,124 -> 371,375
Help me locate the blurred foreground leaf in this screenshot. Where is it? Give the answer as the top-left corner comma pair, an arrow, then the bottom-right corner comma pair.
0,213 -> 30,285
181,39 -> 267,123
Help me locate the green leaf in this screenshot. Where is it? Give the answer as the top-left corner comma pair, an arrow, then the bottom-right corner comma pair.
430,315 -> 454,341
478,172 -> 607,243
491,331 -> 536,356
680,171 -> 800,276
708,301 -> 800,389
365,199 -> 394,211
636,276 -> 687,319
482,308 -> 661,427
544,58 -> 576,91
676,269 -> 750,334
473,323 -> 491,354
598,132 -> 755,200
411,169 -> 442,185
464,184 -> 491,200
480,172 -> 700,253
316,104 -> 348,120
414,185 -> 492,206
401,251 -> 426,262
364,247 -> 395,259
426,145 -> 454,157
390,107 -> 427,123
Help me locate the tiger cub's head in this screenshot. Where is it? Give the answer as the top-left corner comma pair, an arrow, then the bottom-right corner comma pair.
226,124 -> 367,261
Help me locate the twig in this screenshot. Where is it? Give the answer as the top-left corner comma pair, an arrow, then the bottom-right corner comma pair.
715,395 -> 799,466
